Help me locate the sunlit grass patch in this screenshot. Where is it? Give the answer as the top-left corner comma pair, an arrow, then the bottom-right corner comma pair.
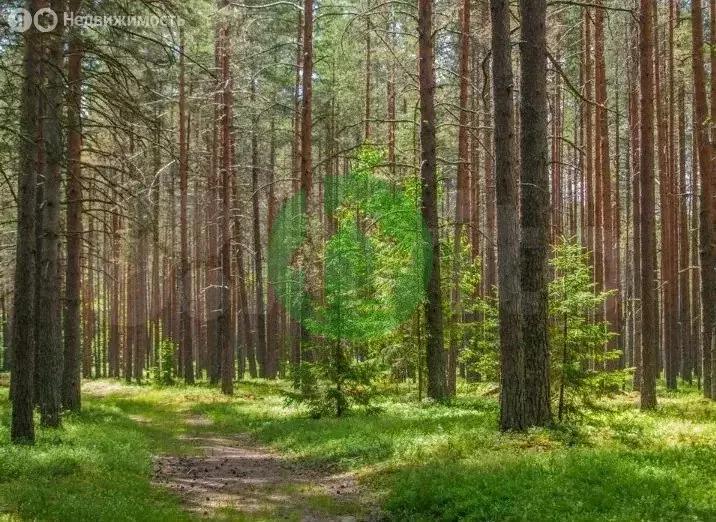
2,378 -> 715,521
0,387 -> 194,522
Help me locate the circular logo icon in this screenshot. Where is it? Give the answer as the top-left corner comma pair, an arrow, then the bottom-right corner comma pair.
34,7 -> 58,33
268,151 -> 432,342
7,8 -> 32,33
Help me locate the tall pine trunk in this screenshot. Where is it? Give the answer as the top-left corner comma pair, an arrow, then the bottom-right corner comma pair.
691,0 -> 714,399
179,31 -> 194,384
678,81 -> 693,382
449,0 -> 470,397
219,1 -> 234,394
418,0 -> 447,401
11,0 -> 43,444
709,0 -> 716,400
36,0 -> 66,428
595,0 -> 618,371
639,0 -> 658,410
629,47 -> 642,389
63,0 -> 83,411
519,0 -> 552,426
265,117 -> 279,378
250,80 -> 268,378
492,0 -> 525,431
299,0 -> 314,362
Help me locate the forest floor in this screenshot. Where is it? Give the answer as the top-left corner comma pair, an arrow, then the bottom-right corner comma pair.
1,376 -> 716,521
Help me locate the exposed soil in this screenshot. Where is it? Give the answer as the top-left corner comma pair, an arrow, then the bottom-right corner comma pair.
152,421 -> 384,521
82,380 -> 128,397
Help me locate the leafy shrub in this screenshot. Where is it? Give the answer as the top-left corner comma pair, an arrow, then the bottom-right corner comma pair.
550,238 -> 628,420
284,355 -> 384,418
151,337 -> 176,385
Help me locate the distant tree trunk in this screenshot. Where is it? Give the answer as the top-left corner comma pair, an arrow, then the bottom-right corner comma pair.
551,55 -> 562,241
207,13 -> 222,385
480,0 -> 495,294
678,81 -> 692,382
491,0 -> 525,431
100,229 -> 107,376
519,0 -> 552,426
151,115 -> 162,374
179,31 -> 194,384
232,174 -> 256,379
709,0 -> 716,400
614,59 -> 623,370
290,8 -> 303,366
692,0 -> 714,399
1,292 -> 9,372
484,91 -> 497,297
168,151 -> 178,352
301,0 -> 313,211
63,0 -> 83,412
418,0 -> 447,401
135,230 -> 149,383
639,0 -> 658,410
32,41 -> 46,407
83,213 -> 95,378
691,113 -> 702,384
448,0 -> 470,397
193,173 -> 203,380
124,254 -> 134,383
665,0 -> 680,386
629,50 -> 642,389
299,0 -> 314,361
205,196 -> 218,382
583,9 -> 595,269
595,0 -> 618,371
219,2 -> 234,394
36,0 -> 66,428
592,9 -> 604,323
387,10 -> 396,176
11,0 -> 43,444
364,1 -> 372,141
654,3 -> 675,388
1,293 -> 8,371
624,59 -> 634,370
250,81 -> 267,378
265,117 -> 279,378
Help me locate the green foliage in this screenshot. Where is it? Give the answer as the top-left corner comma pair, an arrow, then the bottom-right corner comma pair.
151,337 -> 175,386
279,146 -> 431,416
448,238 -> 627,406
284,356 -> 384,418
550,239 -> 626,418
191,380 -> 716,522
3,380 -> 716,521
442,231 -> 500,382
269,146 -> 430,343
461,297 -> 500,382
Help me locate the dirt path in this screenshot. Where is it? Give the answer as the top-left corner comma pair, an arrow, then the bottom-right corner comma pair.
152,422 -> 383,521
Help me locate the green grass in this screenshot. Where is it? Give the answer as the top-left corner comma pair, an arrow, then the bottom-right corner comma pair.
0,384 -> 194,521
1,376 -> 716,521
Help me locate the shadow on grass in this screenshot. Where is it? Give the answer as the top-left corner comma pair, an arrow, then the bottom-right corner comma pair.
191,394 -> 499,470
4,379 -> 714,521
372,444 -> 716,521
0,388 -> 194,522
184,381 -> 716,521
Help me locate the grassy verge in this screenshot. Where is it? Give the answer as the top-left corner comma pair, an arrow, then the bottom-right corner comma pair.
1,376 -> 715,521
0,381 -> 194,521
